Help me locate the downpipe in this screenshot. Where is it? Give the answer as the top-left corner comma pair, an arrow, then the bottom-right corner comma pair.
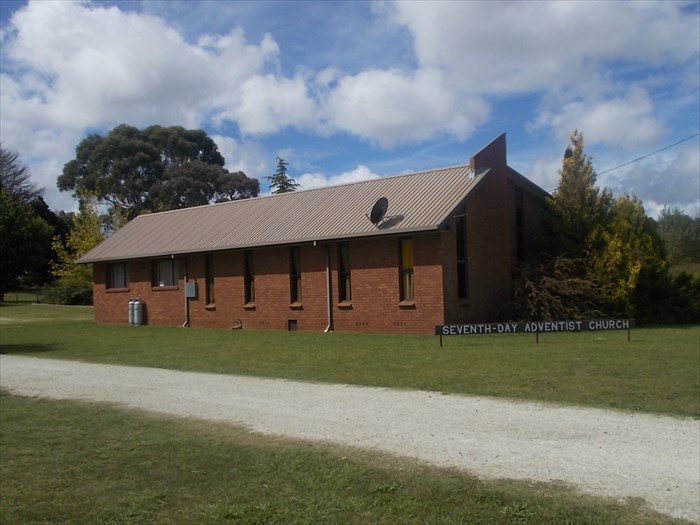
321,242 -> 332,333
181,256 -> 190,328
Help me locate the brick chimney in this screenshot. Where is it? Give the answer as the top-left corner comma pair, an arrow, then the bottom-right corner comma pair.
470,133 -> 507,173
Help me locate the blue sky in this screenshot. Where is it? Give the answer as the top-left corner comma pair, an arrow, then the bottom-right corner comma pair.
1,0 -> 699,217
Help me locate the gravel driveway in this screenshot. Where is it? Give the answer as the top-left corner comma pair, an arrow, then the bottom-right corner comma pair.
1,355 -> 698,522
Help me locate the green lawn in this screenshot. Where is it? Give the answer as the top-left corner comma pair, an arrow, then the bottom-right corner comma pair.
1,304 -> 698,524
0,391 -> 688,525
1,303 -> 698,418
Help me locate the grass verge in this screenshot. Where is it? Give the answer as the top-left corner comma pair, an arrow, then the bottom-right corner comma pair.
0,391 -> 689,525
1,304 -> 698,418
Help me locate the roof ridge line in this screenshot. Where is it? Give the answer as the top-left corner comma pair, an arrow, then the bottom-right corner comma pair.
132,162 -> 473,218
263,161 -> 472,196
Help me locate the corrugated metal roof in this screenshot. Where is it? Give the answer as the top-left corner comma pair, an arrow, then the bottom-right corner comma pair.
78,164 -> 485,263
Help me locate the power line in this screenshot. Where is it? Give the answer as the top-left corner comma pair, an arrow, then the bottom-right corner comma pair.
597,133 -> 700,175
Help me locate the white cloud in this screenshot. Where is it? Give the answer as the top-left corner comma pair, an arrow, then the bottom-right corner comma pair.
324,68 -> 489,148
390,1 -> 699,94
605,141 -> 700,218
4,2 -> 222,129
298,165 -> 380,190
527,155 -> 563,194
0,0 -> 697,216
0,1 -> 282,210
529,87 -> 666,149
210,135 -> 268,182
229,74 -> 317,135
0,1 -> 281,132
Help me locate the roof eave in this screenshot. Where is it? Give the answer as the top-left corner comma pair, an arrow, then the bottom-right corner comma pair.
76,224 -> 448,264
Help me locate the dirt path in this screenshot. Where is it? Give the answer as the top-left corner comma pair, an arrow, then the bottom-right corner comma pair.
1,355 -> 698,522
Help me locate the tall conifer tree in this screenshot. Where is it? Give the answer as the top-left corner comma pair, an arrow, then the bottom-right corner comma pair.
266,157 -> 300,194
545,130 -> 611,259
508,130 -> 671,320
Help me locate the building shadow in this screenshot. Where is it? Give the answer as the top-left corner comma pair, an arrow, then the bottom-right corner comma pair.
0,344 -> 58,355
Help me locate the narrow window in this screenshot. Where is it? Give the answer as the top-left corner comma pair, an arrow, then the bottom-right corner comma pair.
205,254 -> 215,304
338,243 -> 351,302
107,262 -> 129,289
290,246 -> 302,303
399,238 -> 414,301
244,250 -> 255,304
456,209 -> 469,300
515,186 -> 525,262
152,258 -> 178,287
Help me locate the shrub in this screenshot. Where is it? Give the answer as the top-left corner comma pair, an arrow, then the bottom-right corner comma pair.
41,280 -> 93,305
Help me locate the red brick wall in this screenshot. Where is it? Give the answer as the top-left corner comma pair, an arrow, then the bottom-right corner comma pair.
91,165 -> 543,334
91,178 -> 544,333
92,233 -> 447,335
94,258 -> 188,327
467,169 -> 513,320
516,181 -> 545,263
442,166 -> 516,324
329,234 -> 445,334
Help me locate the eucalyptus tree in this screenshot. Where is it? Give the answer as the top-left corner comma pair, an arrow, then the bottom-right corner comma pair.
58,124 -> 260,223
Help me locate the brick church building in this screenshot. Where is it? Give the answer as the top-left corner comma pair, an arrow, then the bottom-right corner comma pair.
78,134 -> 548,335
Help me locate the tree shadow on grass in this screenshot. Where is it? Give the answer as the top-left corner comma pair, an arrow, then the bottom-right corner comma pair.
0,344 -> 58,355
